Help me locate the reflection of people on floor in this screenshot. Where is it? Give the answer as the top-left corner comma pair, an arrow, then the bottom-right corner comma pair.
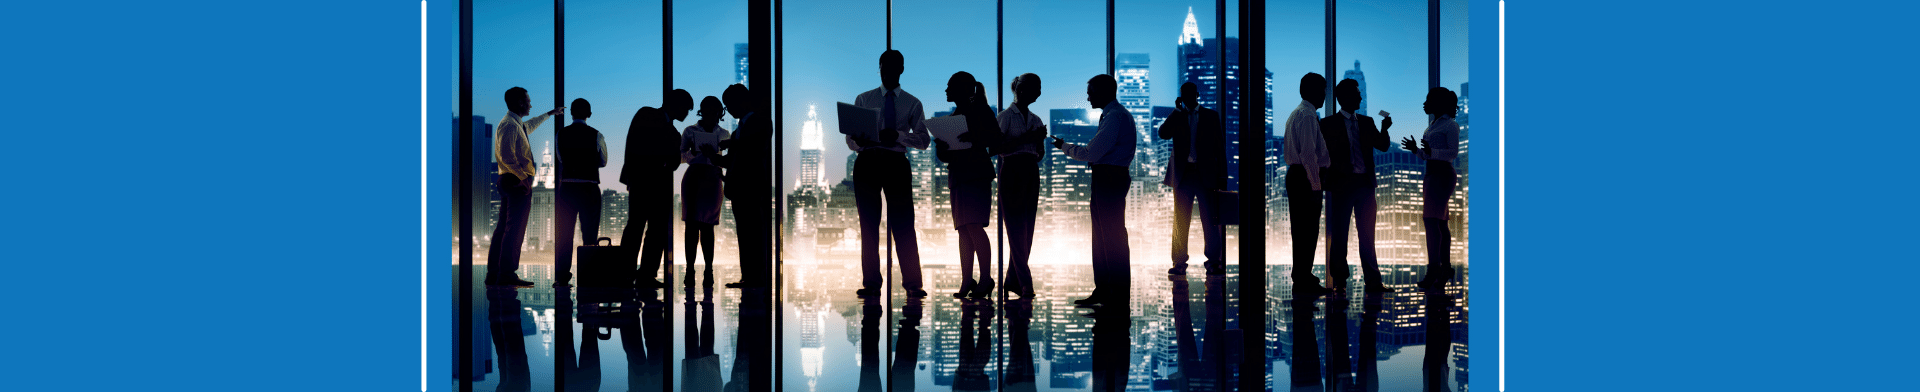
890,299 -> 925,392
1357,291 -> 1384,392
994,73 -> 1047,299
1168,276 -> 1200,390
1285,295 -> 1321,391
682,284 -> 722,392
723,285 -> 774,392
488,87 -> 564,287
849,49 -> 931,298
1089,295 -> 1131,392
621,90 -> 691,290
486,287 -> 532,392
1001,298 -> 1038,392
937,71 -> 1003,300
555,287 -> 602,392
1402,87 -> 1461,291
681,96 -> 730,288
1052,74 -> 1137,308
719,84 -> 773,289
1423,291 -> 1456,392
953,301 -> 993,392
1202,274 -> 1230,387
1324,293 -> 1354,390
1160,82 -> 1228,277
1284,73 -> 1334,296
857,299 -> 882,392
1319,79 -> 1393,293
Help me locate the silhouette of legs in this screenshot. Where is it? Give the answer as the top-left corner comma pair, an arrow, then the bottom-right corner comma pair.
1088,164 -> 1131,305
684,223 -> 715,285
1286,166 -> 1329,294
486,175 -> 534,286
999,155 -> 1041,297
555,182 -> 601,287
855,150 -> 922,293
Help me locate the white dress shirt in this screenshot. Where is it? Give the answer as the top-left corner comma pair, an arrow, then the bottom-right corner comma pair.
495,111 -> 552,181
1282,100 -> 1331,190
1061,101 -> 1138,167
681,123 -> 731,166
996,104 -> 1043,158
846,86 -> 931,153
1418,115 -> 1460,163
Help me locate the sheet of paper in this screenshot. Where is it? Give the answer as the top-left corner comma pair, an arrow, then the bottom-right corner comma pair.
925,115 -> 971,150
689,130 -> 723,152
836,102 -> 880,141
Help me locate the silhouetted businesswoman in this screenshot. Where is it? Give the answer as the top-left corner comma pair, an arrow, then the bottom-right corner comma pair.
681,96 -> 730,288
1284,73 -> 1334,295
1051,74 -> 1137,308
1159,81 -> 1228,276
1402,87 -> 1461,290
487,87 -> 564,287
938,72 -> 1004,299
849,50 -> 932,298
995,73 -> 1047,299
620,89 -> 692,290
720,84 -> 773,289
1320,79 -> 1393,293
554,98 -> 607,288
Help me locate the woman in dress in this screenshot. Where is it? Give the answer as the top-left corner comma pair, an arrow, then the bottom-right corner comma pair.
937,71 -> 1003,299
680,96 -> 730,286
1400,87 -> 1461,290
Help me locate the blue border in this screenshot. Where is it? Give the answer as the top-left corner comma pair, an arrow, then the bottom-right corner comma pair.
1467,0 -> 1498,390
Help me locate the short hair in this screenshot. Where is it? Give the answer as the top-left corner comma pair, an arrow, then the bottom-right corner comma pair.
1298,73 -> 1326,101
570,98 -> 591,119
880,50 -> 904,69
698,96 -> 725,120
1012,73 -> 1041,94
504,87 -> 529,109
1087,74 -> 1117,95
723,83 -> 751,112
667,89 -> 694,112
1428,87 -> 1459,116
948,71 -> 978,100
1180,82 -> 1200,99
1335,79 -> 1361,105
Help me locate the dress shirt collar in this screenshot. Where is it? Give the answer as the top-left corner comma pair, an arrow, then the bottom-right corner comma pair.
571,118 -> 586,126
1299,100 -> 1318,112
1341,109 -> 1358,120
1103,100 -> 1128,117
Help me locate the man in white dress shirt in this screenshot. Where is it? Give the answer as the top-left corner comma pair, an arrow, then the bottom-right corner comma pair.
1051,74 -> 1136,308
488,86 -> 564,287
848,50 -> 932,298
1284,73 -> 1333,296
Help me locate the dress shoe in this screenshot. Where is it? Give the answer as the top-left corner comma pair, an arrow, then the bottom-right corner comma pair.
1167,263 -> 1188,275
1073,297 -> 1102,307
1294,280 -> 1332,297
953,279 -> 977,299
855,288 -> 879,297
905,288 -> 929,298
1362,282 -> 1394,293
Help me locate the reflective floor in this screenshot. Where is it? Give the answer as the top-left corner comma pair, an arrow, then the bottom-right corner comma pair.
456,262 -> 1467,392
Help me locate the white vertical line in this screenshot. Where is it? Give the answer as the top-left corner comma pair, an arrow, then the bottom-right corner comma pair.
1497,1 -> 1507,391
419,1 -> 429,391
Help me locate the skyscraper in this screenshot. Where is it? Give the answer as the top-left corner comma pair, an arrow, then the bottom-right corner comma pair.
799,104 -> 825,189
1342,60 -> 1368,115
1045,108 -> 1097,247
1174,7 -> 1273,192
1116,52 -> 1153,151
734,43 -> 750,87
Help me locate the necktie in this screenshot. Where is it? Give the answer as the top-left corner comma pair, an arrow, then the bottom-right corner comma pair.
883,90 -> 898,135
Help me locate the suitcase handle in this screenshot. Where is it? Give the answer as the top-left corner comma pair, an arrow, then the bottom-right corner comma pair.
596,237 -> 613,246
596,327 -> 613,340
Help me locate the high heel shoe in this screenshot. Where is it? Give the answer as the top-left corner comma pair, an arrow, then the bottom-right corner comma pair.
952,279 -> 977,299
968,278 -> 994,299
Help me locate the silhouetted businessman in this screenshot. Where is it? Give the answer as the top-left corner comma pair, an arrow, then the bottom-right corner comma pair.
720,83 -> 772,289
1160,81 -> 1227,276
1052,74 -> 1136,308
995,73 -> 1047,299
1320,79 -> 1393,293
487,87 -> 563,287
938,72 -> 1003,300
1284,73 -> 1333,295
554,98 -> 607,287
849,50 -> 932,298
1403,87 -> 1461,291
620,89 -> 692,290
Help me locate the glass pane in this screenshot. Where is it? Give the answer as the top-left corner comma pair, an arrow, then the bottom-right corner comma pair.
778,2 -> 890,392
468,0 -> 557,391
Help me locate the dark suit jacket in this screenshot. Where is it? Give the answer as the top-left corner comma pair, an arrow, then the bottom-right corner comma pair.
1158,105 -> 1228,192
721,112 -> 773,205
556,122 -> 602,183
1319,111 -> 1389,190
618,107 -> 680,186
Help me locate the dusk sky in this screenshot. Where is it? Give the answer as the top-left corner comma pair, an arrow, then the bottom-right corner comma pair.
460,0 -> 1466,195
